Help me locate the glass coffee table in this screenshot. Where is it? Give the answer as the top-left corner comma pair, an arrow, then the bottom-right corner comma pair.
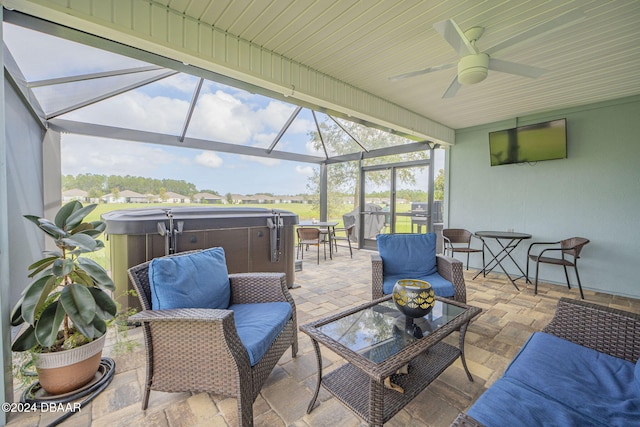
300,296 -> 481,426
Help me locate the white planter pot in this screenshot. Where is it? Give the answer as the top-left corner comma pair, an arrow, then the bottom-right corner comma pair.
35,333 -> 106,395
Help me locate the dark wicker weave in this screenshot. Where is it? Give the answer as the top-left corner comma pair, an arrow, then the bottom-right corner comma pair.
128,251 -> 298,427
301,296 -> 481,426
451,297 -> 640,427
371,253 -> 467,303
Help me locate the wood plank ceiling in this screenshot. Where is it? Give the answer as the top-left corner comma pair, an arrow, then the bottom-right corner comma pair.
156,0 -> 640,129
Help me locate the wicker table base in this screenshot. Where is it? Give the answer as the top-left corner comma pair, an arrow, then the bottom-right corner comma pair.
323,342 -> 460,425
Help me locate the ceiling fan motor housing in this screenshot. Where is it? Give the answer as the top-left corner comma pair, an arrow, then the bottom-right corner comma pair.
458,53 -> 489,85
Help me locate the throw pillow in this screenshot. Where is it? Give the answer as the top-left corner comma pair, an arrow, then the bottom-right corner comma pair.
149,247 -> 231,310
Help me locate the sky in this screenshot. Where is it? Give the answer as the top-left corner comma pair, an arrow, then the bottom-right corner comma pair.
5,21 -> 440,196
58,74 -> 321,195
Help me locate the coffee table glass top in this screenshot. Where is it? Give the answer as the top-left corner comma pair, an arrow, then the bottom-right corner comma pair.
315,299 -> 466,363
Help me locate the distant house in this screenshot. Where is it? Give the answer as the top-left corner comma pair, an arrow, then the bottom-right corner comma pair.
251,194 -> 276,204
62,188 -> 88,202
102,190 -> 147,203
193,192 -> 224,204
230,194 -> 244,204
163,192 -> 190,203
286,195 -> 313,204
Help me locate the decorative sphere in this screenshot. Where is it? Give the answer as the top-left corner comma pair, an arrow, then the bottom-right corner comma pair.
392,279 -> 436,318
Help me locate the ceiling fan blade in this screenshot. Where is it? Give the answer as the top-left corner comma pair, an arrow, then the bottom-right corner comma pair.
388,63 -> 456,81
433,19 -> 477,57
488,58 -> 547,78
442,76 -> 461,98
485,8 -> 585,56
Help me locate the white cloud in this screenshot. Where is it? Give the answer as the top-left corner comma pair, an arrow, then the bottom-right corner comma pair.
239,154 -> 280,166
195,151 -> 223,168
295,165 -> 315,177
63,91 -> 190,135
61,135 -> 189,176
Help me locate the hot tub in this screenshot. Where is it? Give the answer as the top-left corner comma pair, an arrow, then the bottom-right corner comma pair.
102,207 -> 299,311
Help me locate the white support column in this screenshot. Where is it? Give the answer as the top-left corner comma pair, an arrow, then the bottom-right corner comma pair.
319,163 -> 328,221
42,129 -> 61,222
0,7 -> 14,424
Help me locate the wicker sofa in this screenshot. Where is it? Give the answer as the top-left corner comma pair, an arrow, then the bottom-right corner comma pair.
452,297 -> 640,427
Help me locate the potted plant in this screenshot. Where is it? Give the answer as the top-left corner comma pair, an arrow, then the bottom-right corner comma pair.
10,201 -> 117,395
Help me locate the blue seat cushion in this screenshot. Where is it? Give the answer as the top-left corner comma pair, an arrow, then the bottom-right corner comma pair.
382,272 -> 455,298
467,377 -> 605,427
377,233 -> 438,278
502,332 -> 640,426
149,247 -> 231,310
229,302 -> 292,366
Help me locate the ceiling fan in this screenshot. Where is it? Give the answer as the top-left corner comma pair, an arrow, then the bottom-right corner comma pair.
389,9 -> 584,98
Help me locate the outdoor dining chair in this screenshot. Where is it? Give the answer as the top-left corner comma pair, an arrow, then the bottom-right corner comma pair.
526,237 -> 590,299
331,223 -> 355,258
443,228 -> 485,271
296,227 -> 327,264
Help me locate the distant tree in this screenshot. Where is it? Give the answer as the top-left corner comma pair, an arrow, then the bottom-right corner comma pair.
434,169 -> 444,201
226,193 -> 233,204
306,118 -> 429,217
159,187 -> 167,201
111,187 -> 120,201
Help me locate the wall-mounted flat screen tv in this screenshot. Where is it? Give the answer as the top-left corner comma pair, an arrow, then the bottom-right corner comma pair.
489,118 -> 567,166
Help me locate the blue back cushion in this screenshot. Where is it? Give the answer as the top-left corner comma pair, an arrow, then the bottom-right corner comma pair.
149,247 -> 231,310
377,233 -> 438,278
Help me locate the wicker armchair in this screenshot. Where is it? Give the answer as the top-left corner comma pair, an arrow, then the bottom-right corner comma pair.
372,252 -> 466,303
451,297 -> 640,426
128,252 -> 298,427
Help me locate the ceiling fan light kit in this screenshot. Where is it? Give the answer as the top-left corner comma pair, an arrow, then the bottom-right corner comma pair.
389,9 -> 584,98
458,53 -> 489,85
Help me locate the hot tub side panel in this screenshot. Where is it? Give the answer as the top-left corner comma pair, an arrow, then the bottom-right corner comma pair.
109,224 -> 296,311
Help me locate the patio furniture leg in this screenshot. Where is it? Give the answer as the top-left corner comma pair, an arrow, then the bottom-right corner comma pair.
369,378 -> 384,427
563,265 -> 571,290
238,380 -> 253,427
307,339 -> 323,414
459,322 -> 474,382
534,260 -> 541,295
574,263 -> 585,299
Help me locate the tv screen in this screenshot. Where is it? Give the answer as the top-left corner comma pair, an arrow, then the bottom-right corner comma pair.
489,119 -> 567,166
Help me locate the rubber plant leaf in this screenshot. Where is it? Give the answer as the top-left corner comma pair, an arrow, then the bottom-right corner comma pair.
27,256 -> 57,278
34,301 -> 66,348
33,218 -> 67,240
89,288 -> 117,320
61,233 -> 98,253
64,204 -> 97,231
52,258 -> 74,278
60,283 -> 97,338
10,297 -> 24,326
91,316 -> 107,337
12,325 -> 37,352
21,275 -> 57,326
77,258 -> 115,291
54,200 -> 81,229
